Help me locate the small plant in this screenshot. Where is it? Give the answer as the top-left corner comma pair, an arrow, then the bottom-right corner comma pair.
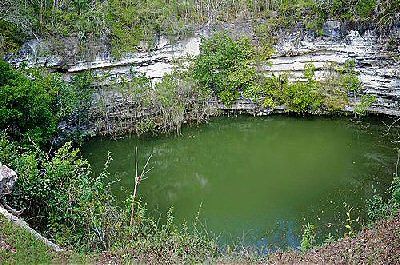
300,223 -> 316,251
324,233 -> 335,244
282,63 -> 323,113
354,94 -> 377,116
367,193 -> 391,223
343,203 -> 360,237
366,150 -> 400,224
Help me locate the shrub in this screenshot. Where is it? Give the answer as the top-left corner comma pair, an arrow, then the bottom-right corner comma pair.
0,134 -> 117,250
94,70 -> 210,136
0,61 -> 60,145
354,94 -> 376,116
0,61 -> 93,145
193,33 -> 257,105
282,64 -> 323,112
283,82 -> 322,112
367,160 -> 400,225
339,59 -> 362,94
244,63 -> 324,113
367,194 -> 392,223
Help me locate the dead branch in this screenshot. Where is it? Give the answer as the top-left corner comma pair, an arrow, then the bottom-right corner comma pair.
396,149 -> 399,178
383,117 -> 400,136
130,146 -> 153,226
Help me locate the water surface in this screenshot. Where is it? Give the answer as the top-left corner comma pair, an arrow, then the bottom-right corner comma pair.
82,116 -> 396,251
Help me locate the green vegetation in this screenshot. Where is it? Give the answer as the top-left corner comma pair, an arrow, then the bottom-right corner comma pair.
1,138 -> 115,250
300,223 -> 317,251
0,60 -> 92,145
0,20 -> 27,55
1,0 -> 398,57
355,94 -> 377,116
193,32 -> 258,105
0,61 -> 60,145
192,33 -> 365,113
0,215 -> 55,264
367,160 -> 400,223
1,132 -> 218,261
92,69 -> 211,136
280,64 -> 323,112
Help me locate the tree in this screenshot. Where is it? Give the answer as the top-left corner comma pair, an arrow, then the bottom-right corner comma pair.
193,32 -> 257,105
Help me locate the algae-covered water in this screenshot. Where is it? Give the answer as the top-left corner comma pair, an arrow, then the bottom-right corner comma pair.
82,116 -> 397,250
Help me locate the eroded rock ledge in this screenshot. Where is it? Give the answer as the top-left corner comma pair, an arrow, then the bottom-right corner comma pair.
7,21 -> 400,124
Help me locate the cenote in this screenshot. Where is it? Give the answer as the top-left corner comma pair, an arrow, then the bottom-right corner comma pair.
82,115 -> 397,252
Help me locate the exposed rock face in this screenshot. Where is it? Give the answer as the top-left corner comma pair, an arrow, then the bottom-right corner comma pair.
268,22 -> 400,116
7,36 -> 201,82
0,164 -> 17,196
6,21 -> 400,136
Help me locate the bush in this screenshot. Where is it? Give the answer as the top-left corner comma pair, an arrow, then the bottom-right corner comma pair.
153,71 -> 210,134
367,160 -> 400,225
367,194 -> 392,223
0,61 -> 60,145
354,94 -> 376,116
1,134 -> 116,250
93,70 -> 210,136
193,33 -> 257,105
0,61 -> 92,145
282,64 -> 323,112
244,63 -> 324,113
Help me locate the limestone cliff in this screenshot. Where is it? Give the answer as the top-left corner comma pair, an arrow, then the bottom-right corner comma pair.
7,21 -> 400,120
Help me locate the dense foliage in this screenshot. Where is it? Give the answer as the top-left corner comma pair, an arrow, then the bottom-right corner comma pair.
0,60 -> 92,145
1,0 -> 398,56
193,33 -> 258,105
0,61 -> 60,145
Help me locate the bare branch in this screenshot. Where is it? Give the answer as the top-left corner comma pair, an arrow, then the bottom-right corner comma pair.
383,117 -> 400,136
130,147 -> 153,226
396,149 -> 399,178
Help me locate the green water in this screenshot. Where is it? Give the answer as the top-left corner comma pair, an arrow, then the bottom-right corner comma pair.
82,116 -> 397,251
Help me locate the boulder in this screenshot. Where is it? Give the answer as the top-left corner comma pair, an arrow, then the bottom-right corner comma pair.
0,164 -> 18,196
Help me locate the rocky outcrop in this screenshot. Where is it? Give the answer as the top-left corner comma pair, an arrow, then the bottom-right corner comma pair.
7,36 -> 201,82
6,21 -> 400,124
0,164 -> 17,196
267,21 -> 400,116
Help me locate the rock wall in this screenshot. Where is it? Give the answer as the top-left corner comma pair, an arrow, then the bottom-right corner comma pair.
268,21 -> 400,116
7,21 -> 400,120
